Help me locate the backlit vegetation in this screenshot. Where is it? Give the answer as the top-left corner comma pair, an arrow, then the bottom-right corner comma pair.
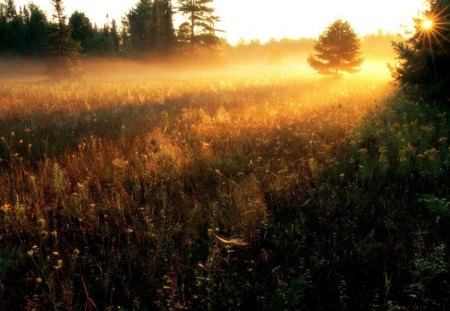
0,65 -> 449,309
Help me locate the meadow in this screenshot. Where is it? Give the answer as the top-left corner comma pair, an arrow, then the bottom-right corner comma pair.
0,62 -> 449,310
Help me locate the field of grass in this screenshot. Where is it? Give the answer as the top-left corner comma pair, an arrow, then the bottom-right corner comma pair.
0,65 -> 449,310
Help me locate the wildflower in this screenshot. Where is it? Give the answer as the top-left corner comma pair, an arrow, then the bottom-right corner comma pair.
27,250 -> 34,257
420,125 -> 435,132
35,277 -> 42,284
37,218 -> 46,228
0,204 -> 11,213
50,231 -> 58,238
73,249 -> 80,256
52,252 -> 59,256
358,148 -> 368,155
424,148 -> 439,160
112,158 -> 129,169
379,146 -> 388,154
438,137 -> 448,144
54,259 -> 63,270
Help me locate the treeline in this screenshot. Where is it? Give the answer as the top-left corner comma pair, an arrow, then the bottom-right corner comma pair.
0,0 -> 221,59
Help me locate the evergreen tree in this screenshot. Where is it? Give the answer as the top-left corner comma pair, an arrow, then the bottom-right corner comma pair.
46,0 -> 81,78
23,4 -> 50,57
124,0 -> 176,56
308,19 -> 363,76
125,0 -> 154,54
177,0 -> 221,53
4,0 -> 16,21
22,5 -> 29,23
153,0 -> 176,53
88,29 -> 114,56
392,0 -> 450,101
177,21 -> 191,50
69,11 -> 94,53
120,17 -> 130,54
110,19 -> 120,53
0,0 -> 25,54
0,3 -> 8,53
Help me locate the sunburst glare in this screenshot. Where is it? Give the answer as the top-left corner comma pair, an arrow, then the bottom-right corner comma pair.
421,18 -> 434,30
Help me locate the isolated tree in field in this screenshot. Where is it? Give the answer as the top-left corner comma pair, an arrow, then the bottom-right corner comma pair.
47,0 -> 81,78
392,0 -> 450,101
308,20 -> 363,76
177,0 -> 221,53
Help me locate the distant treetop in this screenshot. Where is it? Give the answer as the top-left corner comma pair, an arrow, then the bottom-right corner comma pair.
308,19 -> 363,76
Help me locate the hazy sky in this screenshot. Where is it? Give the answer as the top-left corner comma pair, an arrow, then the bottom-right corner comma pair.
15,0 -> 428,44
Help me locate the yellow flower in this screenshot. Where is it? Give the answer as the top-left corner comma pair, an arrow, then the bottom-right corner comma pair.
27,250 -> 34,257
0,204 -> 11,213
37,218 -> 46,228
424,148 -> 439,160
55,259 -> 63,270
379,147 -> 387,154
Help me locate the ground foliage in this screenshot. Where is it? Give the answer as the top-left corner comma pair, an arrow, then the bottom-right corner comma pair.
0,70 -> 449,310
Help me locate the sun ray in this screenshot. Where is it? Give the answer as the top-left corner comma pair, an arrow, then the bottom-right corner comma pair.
416,3 -> 450,55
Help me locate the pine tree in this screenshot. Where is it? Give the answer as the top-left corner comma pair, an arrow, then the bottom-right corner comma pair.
110,19 -> 120,54
308,19 -> 363,76
0,3 -> 7,53
4,0 -> 16,21
0,0 -> 25,54
47,0 -> 81,79
392,0 -> 450,101
23,4 -> 49,57
154,0 -> 175,54
69,11 -> 94,53
125,0 -> 155,55
124,0 -> 176,56
177,0 -> 221,53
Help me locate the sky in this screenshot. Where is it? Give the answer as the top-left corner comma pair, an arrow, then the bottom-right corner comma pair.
14,0 -> 428,44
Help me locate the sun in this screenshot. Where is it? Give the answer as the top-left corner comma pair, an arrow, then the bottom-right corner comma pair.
421,18 -> 434,31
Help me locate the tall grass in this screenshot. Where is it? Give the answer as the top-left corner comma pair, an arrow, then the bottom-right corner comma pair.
1,68 -> 448,310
